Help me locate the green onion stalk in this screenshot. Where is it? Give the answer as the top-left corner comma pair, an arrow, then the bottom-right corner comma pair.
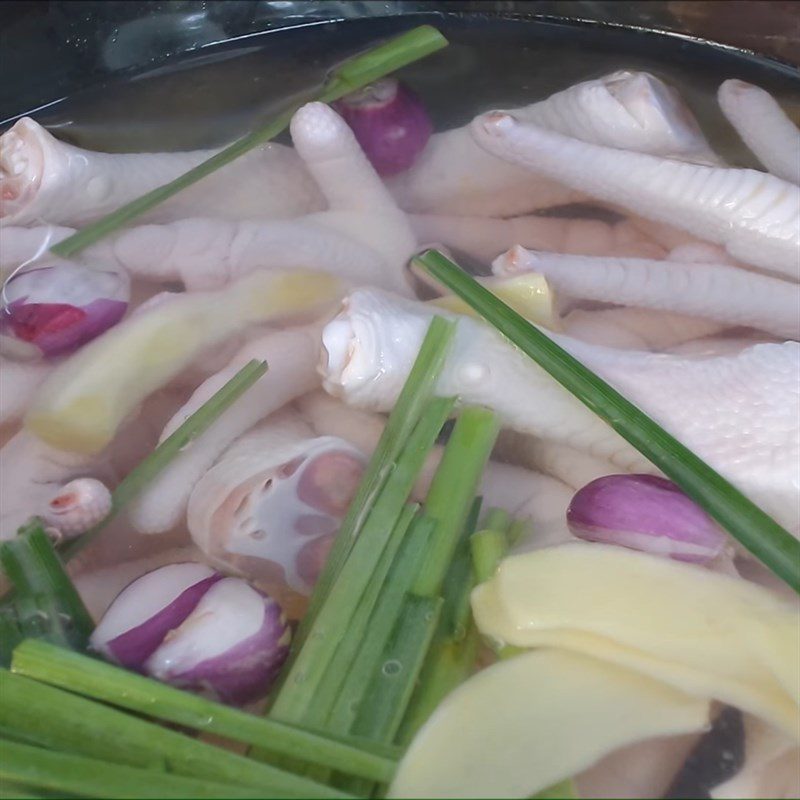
293,316 -> 456,653
10,640 -> 399,784
352,409 -> 498,746
0,737 -> 313,800
0,525 -> 94,662
269,396 -> 454,724
0,669 -> 350,799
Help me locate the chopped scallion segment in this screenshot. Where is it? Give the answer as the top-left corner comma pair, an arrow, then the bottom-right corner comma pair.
295,316 -> 456,649
436,497 -> 482,646
395,629 -> 479,747
270,396 -> 454,723
325,513 -> 436,733
0,738 -> 289,800
0,780 -> 64,799
352,594 -> 443,743
0,609 -> 23,669
532,778 -> 579,798
10,640 -> 398,783
415,248 -> 800,595
397,499 -> 484,743
471,529 -> 509,584
0,525 -> 93,654
414,406 -> 500,597
306,504 -> 420,730
0,668 -> 347,798
318,25 -> 448,102
482,507 -> 512,537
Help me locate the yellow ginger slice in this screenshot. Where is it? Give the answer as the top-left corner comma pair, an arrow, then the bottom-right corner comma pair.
389,649 -> 710,798
431,272 -> 561,331
25,270 -> 341,454
472,543 -> 800,739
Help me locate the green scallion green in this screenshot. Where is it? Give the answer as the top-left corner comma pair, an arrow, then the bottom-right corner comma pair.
434,497 -> 482,647
396,499 -> 484,743
531,778 -> 578,798
0,525 -> 93,654
324,513 -> 437,733
10,640 -> 398,784
395,629 -> 479,747
0,668 -> 347,799
294,316 -> 456,651
303,504 -> 420,730
414,406 -> 500,597
482,508 -> 511,537
270,396 -> 454,723
352,594 -> 443,743
0,738 -> 287,800
470,529 -> 508,584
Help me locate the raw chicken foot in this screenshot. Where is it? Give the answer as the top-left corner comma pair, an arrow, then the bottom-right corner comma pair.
389,70 -> 716,217
65,102 -> 418,295
187,410 -> 366,618
0,117 -> 324,227
320,290 -> 800,532
494,247 -> 800,339
409,213 -> 666,265
471,113 -> 800,279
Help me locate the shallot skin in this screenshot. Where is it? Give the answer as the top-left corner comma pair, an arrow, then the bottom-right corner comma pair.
90,564 -> 290,705
334,79 -> 432,176
144,577 -> 291,706
90,563 -> 222,671
2,262 -> 130,358
567,474 -> 728,565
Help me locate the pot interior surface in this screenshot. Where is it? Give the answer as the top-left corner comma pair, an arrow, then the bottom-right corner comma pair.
13,12 -> 800,166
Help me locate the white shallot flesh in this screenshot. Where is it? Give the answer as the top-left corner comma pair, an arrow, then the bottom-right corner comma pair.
2,261 -> 130,358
